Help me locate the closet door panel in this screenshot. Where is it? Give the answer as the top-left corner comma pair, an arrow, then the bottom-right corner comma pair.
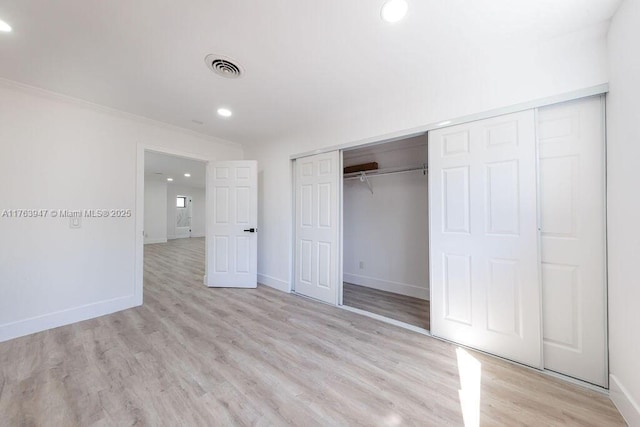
538,96 -> 607,387
429,110 -> 542,368
294,151 -> 340,305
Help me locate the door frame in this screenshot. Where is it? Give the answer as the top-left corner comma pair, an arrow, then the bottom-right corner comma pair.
134,144 -> 209,306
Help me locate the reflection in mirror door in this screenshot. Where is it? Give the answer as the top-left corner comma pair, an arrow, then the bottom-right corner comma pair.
176,195 -> 192,238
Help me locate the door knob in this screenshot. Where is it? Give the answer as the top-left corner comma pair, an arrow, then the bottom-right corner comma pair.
243,228 -> 256,233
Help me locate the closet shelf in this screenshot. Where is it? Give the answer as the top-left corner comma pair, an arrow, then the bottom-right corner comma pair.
343,164 -> 427,180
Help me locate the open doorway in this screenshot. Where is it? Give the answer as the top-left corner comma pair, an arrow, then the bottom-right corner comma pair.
342,135 -> 430,330
341,135 -> 430,330
144,151 -> 207,243
142,151 -> 208,293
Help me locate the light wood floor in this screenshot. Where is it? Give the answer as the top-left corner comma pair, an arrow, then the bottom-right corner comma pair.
343,282 -> 430,330
0,238 -> 625,426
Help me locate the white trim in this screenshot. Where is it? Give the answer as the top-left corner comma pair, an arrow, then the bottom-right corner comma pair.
343,273 -> 429,300
0,77 -> 242,149
340,305 -> 431,336
257,274 -> 290,293
144,238 -> 167,244
601,94 -> 611,390
291,291 -> 334,306
0,295 -> 137,343
542,370 -> 610,395
142,144 -> 212,162
289,159 -> 297,294
337,151 -> 344,306
610,374 -> 640,426
135,145 -> 145,306
290,84 -> 609,160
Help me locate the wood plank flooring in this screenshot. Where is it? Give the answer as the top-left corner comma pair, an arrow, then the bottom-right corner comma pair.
0,237 -> 625,426
343,282 -> 430,330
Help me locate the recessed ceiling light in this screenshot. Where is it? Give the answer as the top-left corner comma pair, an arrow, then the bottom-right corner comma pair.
217,108 -> 232,118
184,173 -> 191,177
167,178 -> 174,182
381,0 -> 408,23
0,19 -> 12,33
437,120 -> 451,126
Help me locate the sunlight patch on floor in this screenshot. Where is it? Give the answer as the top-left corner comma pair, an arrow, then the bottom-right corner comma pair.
383,413 -> 403,426
456,347 -> 482,427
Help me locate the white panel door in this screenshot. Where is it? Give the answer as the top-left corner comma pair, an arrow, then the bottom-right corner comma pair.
538,97 -> 607,386
175,195 -> 192,238
294,151 -> 339,304
429,110 -> 542,368
207,161 -> 258,288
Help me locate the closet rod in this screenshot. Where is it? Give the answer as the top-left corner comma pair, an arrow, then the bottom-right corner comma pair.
343,164 -> 427,180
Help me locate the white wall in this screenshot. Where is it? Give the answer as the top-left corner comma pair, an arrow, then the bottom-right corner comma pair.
606,0 -> 640,424
167,184 -> 206,239
344,171 -> 429,300
246,25 -> 610,296
0,80 -> 243,342
144,179 -> 168,244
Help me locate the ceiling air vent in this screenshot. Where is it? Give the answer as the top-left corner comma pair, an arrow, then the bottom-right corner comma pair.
205,54 -> 243,79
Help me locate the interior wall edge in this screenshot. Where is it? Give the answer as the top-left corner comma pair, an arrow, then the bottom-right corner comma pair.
257,273 -> 290,293
610,374 -> 640,426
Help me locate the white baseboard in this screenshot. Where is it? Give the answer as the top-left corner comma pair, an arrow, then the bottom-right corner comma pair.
343,273 -> 429,300
168,235 -> 192,240
610,374 -> 640,426
0,295 -> 138,343
144,237 -> 167,244
258,274 -> 290,293
191,233 -> 205,238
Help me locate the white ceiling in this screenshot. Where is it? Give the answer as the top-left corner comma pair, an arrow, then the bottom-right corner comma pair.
0,0 -> 622,146
145,151 -> 206,189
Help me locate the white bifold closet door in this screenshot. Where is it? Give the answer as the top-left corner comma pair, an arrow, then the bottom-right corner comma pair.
294,151 -> 340,305
538,96 -> 607,387
429,110 -> 542,368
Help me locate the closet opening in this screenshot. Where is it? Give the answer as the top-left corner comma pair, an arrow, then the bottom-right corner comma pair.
292,93 -> 607,389
340,134 -> 430,331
